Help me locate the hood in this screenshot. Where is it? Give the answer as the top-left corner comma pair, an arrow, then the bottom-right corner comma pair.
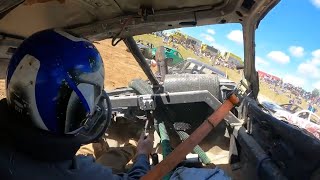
0,0 -> 280,97
261,101 -> 285,112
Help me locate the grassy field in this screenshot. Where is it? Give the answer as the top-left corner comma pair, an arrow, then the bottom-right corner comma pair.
134,34 -> 309,109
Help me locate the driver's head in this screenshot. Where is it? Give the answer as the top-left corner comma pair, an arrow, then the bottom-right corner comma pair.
6,29 -> 110,144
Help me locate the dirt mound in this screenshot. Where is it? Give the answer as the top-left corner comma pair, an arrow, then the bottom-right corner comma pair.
0,39 -> 146,99
94,40 -> 148,90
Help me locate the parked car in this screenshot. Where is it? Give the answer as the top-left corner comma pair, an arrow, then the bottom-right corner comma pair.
280,103 -> 304,113
260,101 -> 286,113
128,42 -> 156,67
275,109 -> 320,139
151,46 -> 184,65
137,43 -> 153,59
274,109 -> 320,124
261,101 -> 320,139
261,102 -> 303,114
169,58 -> 227,78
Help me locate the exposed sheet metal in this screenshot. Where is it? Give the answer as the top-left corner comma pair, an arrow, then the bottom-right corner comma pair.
0,0 -> 280,93
24,0 -> 65,5
242,0 -> 280,98
0,0 -> 24,13
123,36 -> 159,86
110,90 -> 241,125
0,0 -> 239,38
0,0 -> 24,18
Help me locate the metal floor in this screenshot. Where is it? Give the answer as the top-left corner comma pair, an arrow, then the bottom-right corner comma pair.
105,119 -> 244,179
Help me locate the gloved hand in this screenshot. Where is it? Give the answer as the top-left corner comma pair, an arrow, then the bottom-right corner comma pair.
137,132 -> 154,156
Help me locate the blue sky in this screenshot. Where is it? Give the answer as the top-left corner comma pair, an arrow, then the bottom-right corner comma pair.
165,0 -> 320,92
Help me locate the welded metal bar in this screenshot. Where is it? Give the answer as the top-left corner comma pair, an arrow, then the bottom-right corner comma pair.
123,37 -> 159,86
109,90 -> 241,124
141,94 -> 239,180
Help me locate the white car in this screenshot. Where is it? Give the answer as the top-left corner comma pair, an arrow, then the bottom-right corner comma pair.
261,101 -> 320,139
274,109 -> 319,122
274,109 -> 320,139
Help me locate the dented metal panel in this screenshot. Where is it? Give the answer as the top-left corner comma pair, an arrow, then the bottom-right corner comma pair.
0,0 -> 280,93
0,0 -> 24,12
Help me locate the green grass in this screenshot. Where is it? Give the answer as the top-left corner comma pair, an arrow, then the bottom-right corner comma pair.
135,34 -> 310,110
259,82 -> 290,104
214,66 -> 243,83
259,82 -> 310,110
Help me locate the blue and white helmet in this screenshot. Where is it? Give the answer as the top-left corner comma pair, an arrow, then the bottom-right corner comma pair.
6,29 -> 111,143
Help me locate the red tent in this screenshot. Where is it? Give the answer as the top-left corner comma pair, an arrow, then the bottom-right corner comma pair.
257,70 -> 281,81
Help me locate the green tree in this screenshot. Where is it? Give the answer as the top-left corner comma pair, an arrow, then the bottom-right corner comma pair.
311,88 -> 319,98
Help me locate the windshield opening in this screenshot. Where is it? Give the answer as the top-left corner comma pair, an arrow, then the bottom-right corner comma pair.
133,23 -> 244,81
256,1 -> 320,120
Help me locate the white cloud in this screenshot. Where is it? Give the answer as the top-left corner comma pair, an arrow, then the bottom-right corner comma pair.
312,81 -> 320,89
256,56 -> 269,70
200,33 -> 215,43
227,30 -> 243,44
310,49 -> 320,65
311,0 -> 320,8
199,33 -> 228,53
312,49 -> 320,58
298,62 -> 320,78
207,29 -> 215,35
211,42 -> 228,54
311,58 -> 320,66
297,49 -> 320,79
200,33 -> 229,53
256,56 -> 269,66
288,46 -> 304,58
283,75 -> 305,87
267,51 -> 290,64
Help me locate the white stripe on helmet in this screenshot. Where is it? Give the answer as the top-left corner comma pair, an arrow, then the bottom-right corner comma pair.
8,54 -> 48,130
54,29 -> 90,43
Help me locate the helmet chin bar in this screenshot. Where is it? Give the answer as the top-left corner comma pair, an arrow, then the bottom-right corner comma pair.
73,90 -> 112,144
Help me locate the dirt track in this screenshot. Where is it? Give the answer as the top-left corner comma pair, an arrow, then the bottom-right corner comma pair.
95,40 -> 148,90
0,39 -> 147,99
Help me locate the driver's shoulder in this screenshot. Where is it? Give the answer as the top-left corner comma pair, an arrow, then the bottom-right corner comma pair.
0,98 -> 10,118
72,155 -> 115,175
0,151 -> 115,180
0,98 -> 8,109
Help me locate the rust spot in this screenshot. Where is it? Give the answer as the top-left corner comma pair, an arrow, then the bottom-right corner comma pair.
24,0 -> 65,5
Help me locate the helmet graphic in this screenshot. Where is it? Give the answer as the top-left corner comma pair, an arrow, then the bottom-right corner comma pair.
6,29 -> 111,143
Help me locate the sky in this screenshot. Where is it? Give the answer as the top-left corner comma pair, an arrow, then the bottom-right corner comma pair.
165,0 -> 320,92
